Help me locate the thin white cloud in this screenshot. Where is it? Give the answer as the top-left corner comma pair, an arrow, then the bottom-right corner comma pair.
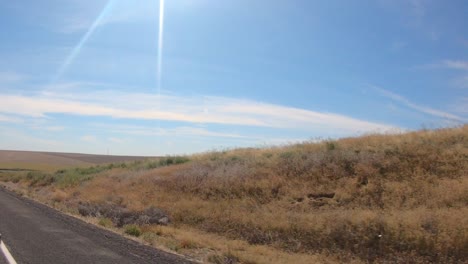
427,60 -> 468,89
373,86 -> 466,122
99,124 -> 247,139
442,60 -> 468,71
0,90 -> 396,134
416,60 -> 468,89
418,60 -> 468,71
93,123 -> 308,150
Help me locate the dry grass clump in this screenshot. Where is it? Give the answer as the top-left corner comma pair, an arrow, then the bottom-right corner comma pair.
1,125 -> 467,263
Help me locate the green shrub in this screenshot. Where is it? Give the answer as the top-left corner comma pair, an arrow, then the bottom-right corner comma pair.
175,156 -> 189,164
98,218 -> 113,228
52,165 -> 117,187
124,225 -> 142,237
143,156 -> 190,170
27,171 -> 55,186
53,170 -> 93,188
326,141 -> 337,151
145,161 -> 159,169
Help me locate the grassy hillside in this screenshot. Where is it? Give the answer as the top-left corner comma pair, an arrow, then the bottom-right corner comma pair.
1,126 -> 467,263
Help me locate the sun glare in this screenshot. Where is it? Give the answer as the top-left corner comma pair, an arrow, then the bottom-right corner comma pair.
157,0 -> 165,94
52,0 -> 115,83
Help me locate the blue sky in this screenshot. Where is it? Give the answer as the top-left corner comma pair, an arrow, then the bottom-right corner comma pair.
0,0 -> 466,155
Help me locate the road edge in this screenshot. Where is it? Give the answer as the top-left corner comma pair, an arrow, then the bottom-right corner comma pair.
0,185 -> 196,264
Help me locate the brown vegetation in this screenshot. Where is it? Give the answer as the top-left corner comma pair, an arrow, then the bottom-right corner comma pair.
1,126 -> 467,263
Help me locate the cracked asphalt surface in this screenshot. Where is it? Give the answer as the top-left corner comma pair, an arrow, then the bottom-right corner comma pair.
0,187 -> 194,264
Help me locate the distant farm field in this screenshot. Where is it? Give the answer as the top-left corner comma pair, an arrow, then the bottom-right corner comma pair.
0,150 -> 150,171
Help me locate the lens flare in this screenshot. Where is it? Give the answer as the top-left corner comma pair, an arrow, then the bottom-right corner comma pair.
157,0 -> 165,96
52,0 -> 114,83
157,0 -> 165,143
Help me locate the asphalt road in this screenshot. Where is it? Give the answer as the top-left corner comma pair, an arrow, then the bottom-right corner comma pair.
0,252 -> 7,264
0,187 -> 193,264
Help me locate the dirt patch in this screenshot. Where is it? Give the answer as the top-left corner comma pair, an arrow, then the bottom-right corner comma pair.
78,202 -> 170,227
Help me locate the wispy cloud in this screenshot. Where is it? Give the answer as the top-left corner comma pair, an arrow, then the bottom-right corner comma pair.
88,123 -> 310,149
92,123 -> 310,147
441,60 -> 468,71
0,90 -> 396,134
92,123 -> 247,139
438,60 -> 468,88
418,60 -> 468,72
373,86 -> 466,122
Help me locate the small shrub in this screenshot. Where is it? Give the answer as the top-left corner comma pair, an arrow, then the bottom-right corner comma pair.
27,171 -> 55,186
175,156 -> 190,164
98,218 -> 113,228
142,232 -> 158,244
11,176 -> 21,183
326,141 -> 337,151
167,241 -> 181,252
51,190 -> 67,202
143,156 -> 189,170
124,225 -> 142,237
144,160 -> 159,169
179,239 -> 197,249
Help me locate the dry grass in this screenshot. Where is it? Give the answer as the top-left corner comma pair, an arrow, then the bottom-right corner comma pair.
139,225 -> 347,264
1,125 -> 467,263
